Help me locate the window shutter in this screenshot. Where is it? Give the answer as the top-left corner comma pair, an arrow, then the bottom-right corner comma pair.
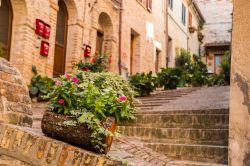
189,11 -> 192,26
146,0 -> 152,12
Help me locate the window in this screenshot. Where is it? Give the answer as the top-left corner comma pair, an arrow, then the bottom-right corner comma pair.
169,0 -> 173,10
181,3 -> 186,25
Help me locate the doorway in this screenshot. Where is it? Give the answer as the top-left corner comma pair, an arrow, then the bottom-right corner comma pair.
0,0 -> 12,60
155,49 -> 161,73
96,31 -> 104,53
53,0 -> 68,77
130,30 -> 140,75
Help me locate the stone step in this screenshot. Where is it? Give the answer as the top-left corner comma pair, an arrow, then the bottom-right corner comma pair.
138,98 -> 176,102
166,160 -> 227,166
123,112 -> 229,129
144,143 -> 228,164
136,103 -> 163,107
118,126 -> 228,146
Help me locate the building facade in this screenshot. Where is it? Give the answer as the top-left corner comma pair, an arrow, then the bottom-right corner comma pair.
0,0 -> 167,83
167,0 -> 205,67
121,0 -> 168,75
229,1 -> 250,165
195,0 -> 233,74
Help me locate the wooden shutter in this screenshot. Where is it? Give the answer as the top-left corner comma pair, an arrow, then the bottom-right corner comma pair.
146,0 -> 152,12
189,11 -> 193,27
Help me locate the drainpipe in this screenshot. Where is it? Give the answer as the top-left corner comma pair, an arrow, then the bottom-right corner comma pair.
118,0 -> 123,75
166,0 -> 169,67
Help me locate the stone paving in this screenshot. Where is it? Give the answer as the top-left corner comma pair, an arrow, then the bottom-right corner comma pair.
137,86 -> 229,114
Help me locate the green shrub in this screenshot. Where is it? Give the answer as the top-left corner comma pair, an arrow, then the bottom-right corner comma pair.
73,53 -> 111,72
129,72 -> 157,97
175,49 -> 191,70
45,71 -> 136,153
157,68 -> 183,90
219,51 -> 231,85
187,55 -> 208,87
28,67 -> 55,101
207,74 -> 225,86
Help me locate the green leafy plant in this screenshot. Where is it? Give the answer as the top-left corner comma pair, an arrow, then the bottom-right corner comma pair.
187,55 -> 208,87
219,51 -> 231,85
73,52 -> 111,72
28,66 -> 55,101
129,72 -> 158,97
175,48 -> 192,70
157,68 -> 183,90
45,71 -> 136,153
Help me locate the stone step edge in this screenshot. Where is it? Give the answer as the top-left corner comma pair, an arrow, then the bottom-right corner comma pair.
120,136 -> 228,146
118,126 -> 229,131
166,160 -> 227,166
137,108 -> 229,115
143,142 -> 228,149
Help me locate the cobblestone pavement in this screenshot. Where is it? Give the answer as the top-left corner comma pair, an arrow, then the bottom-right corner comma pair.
108,137 -> 169,166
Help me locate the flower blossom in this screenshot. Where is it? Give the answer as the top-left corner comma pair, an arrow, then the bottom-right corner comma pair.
55,80 -> 62,85
72,77 -> 79,83
58,99 -> 65,104
66,74 -> 72,80
118,96 -> 127,102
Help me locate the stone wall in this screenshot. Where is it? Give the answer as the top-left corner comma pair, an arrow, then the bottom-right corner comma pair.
0,58 -> 121,165
0,58 -> 32,127
229,1 -> 250,165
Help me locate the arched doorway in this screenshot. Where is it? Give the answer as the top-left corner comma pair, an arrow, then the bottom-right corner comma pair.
53,0 -> 68,77
96,12 -> 113,55
0,0 -> 12,60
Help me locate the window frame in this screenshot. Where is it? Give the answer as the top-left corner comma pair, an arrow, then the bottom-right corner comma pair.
181,3 -> 186,26
169,0 -> 173,10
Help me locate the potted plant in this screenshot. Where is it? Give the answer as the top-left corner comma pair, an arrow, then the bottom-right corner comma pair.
189,26 -> 196,33
129,72 -> 158,97
73,52 -> 111,72
28,65 -> 55,102
157,68 -> 183,90
42,71 -> 136,154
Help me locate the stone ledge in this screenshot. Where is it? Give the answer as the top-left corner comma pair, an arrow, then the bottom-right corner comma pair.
0,123 -> 122,166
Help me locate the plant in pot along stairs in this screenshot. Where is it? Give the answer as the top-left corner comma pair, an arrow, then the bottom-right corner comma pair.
42,71 -> 136,154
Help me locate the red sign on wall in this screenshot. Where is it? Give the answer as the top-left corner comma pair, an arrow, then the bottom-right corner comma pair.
40,41 -> 49,57
43,24 -> 51,39
35,19 -> 45,36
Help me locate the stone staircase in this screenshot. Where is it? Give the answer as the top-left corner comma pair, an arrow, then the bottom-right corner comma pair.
118,87 -> 229,165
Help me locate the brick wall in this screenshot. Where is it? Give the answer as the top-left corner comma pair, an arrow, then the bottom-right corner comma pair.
4,0 -> 168,83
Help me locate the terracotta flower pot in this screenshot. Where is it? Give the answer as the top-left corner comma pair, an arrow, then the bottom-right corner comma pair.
41,111 -> 117,154
189,26 -> 196,33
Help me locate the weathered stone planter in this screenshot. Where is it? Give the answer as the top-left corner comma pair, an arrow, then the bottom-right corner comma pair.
41,111 -> 117,154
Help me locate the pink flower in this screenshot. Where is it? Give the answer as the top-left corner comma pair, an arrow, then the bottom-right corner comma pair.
58,99 -> 65,104
118,96 -> 127,102
55,81 -> 62,85
66,74 -> 72,80
72,77 -> 79,83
